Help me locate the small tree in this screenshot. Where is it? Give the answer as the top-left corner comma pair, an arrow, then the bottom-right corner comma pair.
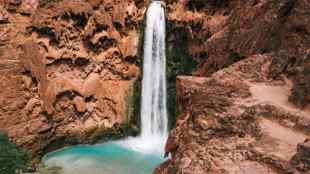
0,132 -> 30,174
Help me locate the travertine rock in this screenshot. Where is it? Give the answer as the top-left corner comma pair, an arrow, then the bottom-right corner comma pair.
73,96 -> 86,113
0,0 -> 145,157
291,140 -> 310,172
166,0 -> 310,110
155,55 -> 310,174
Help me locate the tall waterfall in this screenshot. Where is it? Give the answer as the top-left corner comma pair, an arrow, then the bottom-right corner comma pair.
140,1 -> 168,140
119,1 -> 168,155
42,3 -> 168,173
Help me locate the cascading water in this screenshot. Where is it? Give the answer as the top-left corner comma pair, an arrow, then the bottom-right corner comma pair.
141,0 -> 168,140
43,2 -> 168,173
119,0 -> 168,154
113,0 -> 168,155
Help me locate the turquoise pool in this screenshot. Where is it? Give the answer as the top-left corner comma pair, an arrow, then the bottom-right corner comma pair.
43,141 -> 165,174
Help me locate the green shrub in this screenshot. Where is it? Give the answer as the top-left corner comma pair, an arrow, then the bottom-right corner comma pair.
166,26 -> 197,128
0,132 -> 30,174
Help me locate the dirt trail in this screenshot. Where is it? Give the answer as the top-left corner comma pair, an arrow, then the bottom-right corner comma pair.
248,79 -> 309,163
249,80 -> 310,118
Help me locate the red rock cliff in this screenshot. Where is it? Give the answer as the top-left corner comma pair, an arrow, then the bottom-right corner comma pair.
0,0 -> 146,157
155,0 -> 309,173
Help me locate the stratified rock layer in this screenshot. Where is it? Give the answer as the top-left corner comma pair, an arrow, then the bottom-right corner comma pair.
0,0 -> 145,156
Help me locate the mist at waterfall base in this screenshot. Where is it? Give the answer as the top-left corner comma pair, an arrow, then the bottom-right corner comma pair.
43,142 -> 164,174
43,2 -> 168,174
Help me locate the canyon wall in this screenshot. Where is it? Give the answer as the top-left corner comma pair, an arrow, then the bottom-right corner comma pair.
0,0 -> 146,157
0,0 -> 309,173
156,0 -> 309,173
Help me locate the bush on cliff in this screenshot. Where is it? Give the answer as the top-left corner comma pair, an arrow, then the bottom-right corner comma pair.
0,132 -> 30,174
166,25 -> 197,128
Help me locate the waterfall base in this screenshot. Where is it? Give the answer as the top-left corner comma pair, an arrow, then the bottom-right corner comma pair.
43,2 -> 169,174
43,141 -> 166,174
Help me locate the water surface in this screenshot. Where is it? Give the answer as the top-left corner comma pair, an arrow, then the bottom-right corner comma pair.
44,2 -> 168,174
44,142 -> 165,174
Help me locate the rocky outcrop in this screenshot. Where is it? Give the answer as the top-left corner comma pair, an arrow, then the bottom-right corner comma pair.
0,0 -> 146,157
155,55 -> 310,174
291,140 -> 310,172
1,1 -> 309,173
269,50 -> 310,109
157,0 -> 310,173
166,0 -> 310,109
157,2 -> 310,172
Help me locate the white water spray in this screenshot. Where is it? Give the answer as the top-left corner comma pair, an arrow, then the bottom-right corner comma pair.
141,1 -> 168,141
118,1 -> 168,155
43,2 -> 168,173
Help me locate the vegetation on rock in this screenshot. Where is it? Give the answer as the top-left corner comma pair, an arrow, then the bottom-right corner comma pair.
0,132 -> 29,174
166,24 -> 197,128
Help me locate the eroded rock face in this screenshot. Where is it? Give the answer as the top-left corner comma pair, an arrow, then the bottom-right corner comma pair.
166,0 -> 310,109
1,2 -> 309,173
269,50 -> 310,109
155,55 -> 310,174
157,1 -> 310,173
167,0 -> 309,72
0,0 -> 146,156
291,140 -> 310,172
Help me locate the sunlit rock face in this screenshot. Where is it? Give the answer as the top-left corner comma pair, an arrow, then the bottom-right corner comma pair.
40,3 -> 168,174
155,54 -> 310,174
165,0 -> 310,109
166,0 -> 309,73
0,2 -> 309,174
0,0 -> 147,156
154,0 -> 310,173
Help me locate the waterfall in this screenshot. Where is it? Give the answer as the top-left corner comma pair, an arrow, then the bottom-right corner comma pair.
118,1 -> 168,155
141,1 -> 168,140
42,3 -> 168,173
73,1 -> 170,156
